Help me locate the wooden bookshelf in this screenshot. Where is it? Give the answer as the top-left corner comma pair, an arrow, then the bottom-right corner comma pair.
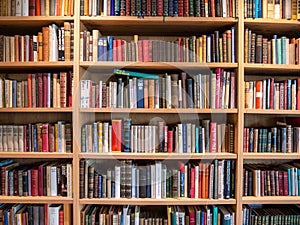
244,63 -> 300,74
243,109 -> 300,114
242,196 -> 300,204
0,62 -> 73,69
0,152 -> 74,158
243,153 -> 300,159
80,198 -> 236,205
0,196 -> 73,204
79,152 -> 237,160
0,108 -> 73,112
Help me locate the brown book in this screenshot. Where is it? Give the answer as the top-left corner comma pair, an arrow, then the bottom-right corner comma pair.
60,72 -> 67,108
42,26 -> 49,61
180,72 -> 187,108
36,123 -> 43,152
267,41 -> 272,64
262,38 -> 268,64
255,34 -> 263,63
226,30 -> 232,63
171,74 -> 179,108
143,79 -> 149,108
148,79 -> 155,109
64,22 -> 71,61
250,33 -> 256,63
222,32 -> 227,62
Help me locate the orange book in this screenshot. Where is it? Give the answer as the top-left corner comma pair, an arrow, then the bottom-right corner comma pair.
64,22 -> 71,61
36,0 -> 41,15
69,0 -> 74,15
84,0 -> 89,16
42,27 -> 49,61
255,81 -> 263,109
38,32 -> 43,61
64,0 -> 69,16
148,79 -> 155,109
27,74 -> 32,107
56,0 -> 62,16
143,79 -> 149,108
45,0 -> 50,16
112,120 -> 122,152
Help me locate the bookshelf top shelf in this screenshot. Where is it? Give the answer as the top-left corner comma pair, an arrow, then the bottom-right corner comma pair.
0,152 -> 73,159
0,108 -> 73,113
0,62 -> 73,71
80,16 -> 237,36
80,108 -> 238,114
80,198 -> 236,205
243,153 -> 300,159
80,62 -> 238,72
243,196 -> 300,204
0,196 -> 73,204
243,109 -> 300,115
79,152 -> 237,160
244,63 -> 300,74
244,18 -> 300,35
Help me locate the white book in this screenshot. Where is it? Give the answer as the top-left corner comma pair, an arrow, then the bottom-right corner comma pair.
177,170 -> 180,198
129,79 -> 134,108
51,24 -> 59,61
0,79 -> 3,108
206,36 -> 211,62
103,0 -> 108,16
161,164 -> 167,199
186,123 -> 192,153
178,124 -> 183,153
262,79 -> 266,109
99,80 -> 103,108
48,205 -> 61,225
210,73 -> 216,109
23,0 -> 29,16
194,165 -> 199,198
131,166 -> 136,198
2,125 -> 7,151
144,126 -> 149,153
103,122 -> 109,152
25,35 -> 30,61
115,165 -> 121,198
178,80 -> 182,108
150,164 -> 156,198
133,78 -> 137,108
184,165 -> 188,197
50,166 -> 58,196
209,164 -> 214,198
166,75 -> 172,108
134,206 -> 140,225
80,32 -> 84,61
92,0 -> 97,15
134,126 -> 138,153
109,125 -> 112,152
155,161 -> 162,199
7,125 -> 13,152
67,163 -> 72,198
218,160 -> 224,199
13,125 -> 19,152
136,168 -> 139,198
152,126 -> 156,153
92,30 -> 99,62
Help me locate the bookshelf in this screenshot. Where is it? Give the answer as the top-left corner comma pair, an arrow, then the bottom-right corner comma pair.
2,0 -> 300,225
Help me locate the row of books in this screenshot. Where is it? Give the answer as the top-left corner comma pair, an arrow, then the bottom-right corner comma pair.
244,78 -> 300,110
81,120 -> 234,153
80,0 -> 238,17
0,22 -> 74,62
0,0 -> 74,16
80,69 -> 236,109
244,0 -> 300,20
242,204 -> 300,225
80,30 -> 236,63
80,205 -> 235,225
0,159 -> 72,197
80,159 -> 235,199
0,122 -> 72,153
0,72 -> 73,108
0,203 -> 71,225
245,29 -> 300,65
243,162 -> 300,197
243,123 -> 300,153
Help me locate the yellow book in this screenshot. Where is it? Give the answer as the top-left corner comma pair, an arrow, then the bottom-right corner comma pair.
98,122 -> 103,153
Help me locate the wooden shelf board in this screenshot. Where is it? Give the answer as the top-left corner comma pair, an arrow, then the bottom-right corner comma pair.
0,108 -> 73,113
0,152 -> 73,158
79,152 -> 237,159
0,196 -> 73,204
243,153 -> 300,159
244,18 -> 300,35
0,62 -> 73,69
80,198 -> 236,205
80,61 -> 238,70
80,108 -> 238,114
80,16 -> 237,35
244,63 -> 300,74
243,196 -> 300,204
244,109 -> 300,114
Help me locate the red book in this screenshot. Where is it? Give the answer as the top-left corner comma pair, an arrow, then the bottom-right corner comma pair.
29,36 -> 34,61
126,0 -> 131,15
246,128 -> 249,152
255,81 -> 263,109
164,125 -> 168,152
38,164 -> 44,196
190,167 -> 195,198
260,170 -> 265,196
59,209 -> 64,225
283,80 -> 287,110
29,0 -> 36,16
67,72 -> 73,107
113,40 -> 117,61
44,204 -> 48,225
117,39 -> 122,61
230,72 -> 236,108
183,0 -> 189,16
283,171 -> 288,196
157,0 -> 163,16
42,123 -> 49,152
43,73 -> 48,107
138,40 -> 143,62
146,0 -> 151,16
297,78 -> 300,110
215,68 -> 221,108
243,128 -> 247,152
37,73 -> 43,107
203,163 -> 209,198
167,130 -> 173,153
143,40 -> 150,62
269,78 -> 274,109
31,169 -> 39,196
278,171 -> 283,196
188,206 -> 195,225
209,122 -> 217,153
27,74 -> 32,108
35,0 -> 41,15
112,120 -> 122,152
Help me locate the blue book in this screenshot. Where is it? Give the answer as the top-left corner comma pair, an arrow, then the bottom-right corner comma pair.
224,160 -> 231,199
277,38 -> 282,64
146,165 -> 151,198
182,123 -> 187,153
110,0 -> 115,15
200,211 -> 205,225
107,36 -> 114,61
33,124 -> 37,152
114,69 -> 159,79
281,127 -> 287,153
287,79 -> 292,109
180,170 -> 184,197
186,78 -> 194,108
93,122 -> 98,152
195,127 -> 199,153
117,78 -> 123,108
199,127 -> 203,153
98,175 -> 102,198
168,0 -> 174,16
267,131 -> 272,152
297,169 -> 300,196
98,37 -> 108,61
122,119 -> 131,152
111,170 -> 115,197
0,159 -> 14,166
173,0 -> 178,16
281,36 -> 286,64
12,80 -> 17,108
211,205 -> 218,225
249,128 -> 254,152
137,78 -> 144,108
273,35 -> 278,64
